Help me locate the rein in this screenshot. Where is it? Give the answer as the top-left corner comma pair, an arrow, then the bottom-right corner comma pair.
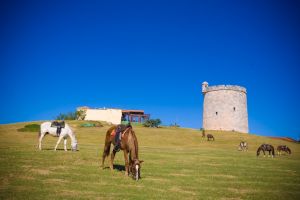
121,127 -> 131,137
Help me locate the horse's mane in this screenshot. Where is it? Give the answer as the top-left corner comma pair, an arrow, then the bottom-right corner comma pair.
126,127 -> 139,160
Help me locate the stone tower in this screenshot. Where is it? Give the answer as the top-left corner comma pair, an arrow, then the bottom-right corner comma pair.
202,81 -> 249,133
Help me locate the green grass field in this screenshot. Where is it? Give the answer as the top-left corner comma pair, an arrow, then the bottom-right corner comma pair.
0,121 -> 299,200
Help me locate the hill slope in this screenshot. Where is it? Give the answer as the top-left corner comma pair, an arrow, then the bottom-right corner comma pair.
0,121 -> 299,200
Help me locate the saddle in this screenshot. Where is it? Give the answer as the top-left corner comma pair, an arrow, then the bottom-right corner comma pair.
110,124 -> 131,138
51,121 -> 65,136
111,124 -> 132,152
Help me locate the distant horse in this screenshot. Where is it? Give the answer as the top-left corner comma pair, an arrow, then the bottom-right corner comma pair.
101,125 -> 143,180
201,130 -> 206,138
277,145 -> 291,155
257,144 -> 275,157
238,141 -> 248,151
207,134 -> 214,141
38,122 -> 78,151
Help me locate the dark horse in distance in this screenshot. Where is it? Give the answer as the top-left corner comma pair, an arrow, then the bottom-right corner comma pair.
277,145 -> 291,156
257,144 -> 275,158
207,134 -> 215,141
101,125 -> 143,180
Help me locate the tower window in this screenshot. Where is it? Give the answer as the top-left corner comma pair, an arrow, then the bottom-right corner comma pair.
216,112 -> 218,115
233,107 -> 236,111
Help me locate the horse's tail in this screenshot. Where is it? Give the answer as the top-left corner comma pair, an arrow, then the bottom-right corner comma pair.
103,129 -> 113,157
101,126 -> 116,169
102,140 -> 111,159
271,145 -> 275,156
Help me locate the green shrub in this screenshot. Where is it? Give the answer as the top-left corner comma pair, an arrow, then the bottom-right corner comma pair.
80,121 -> 103,127
143,119 -> 161,128
17,124 -> 40,132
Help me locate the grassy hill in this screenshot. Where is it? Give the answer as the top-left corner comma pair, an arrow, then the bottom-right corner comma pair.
0,121 -> 299,200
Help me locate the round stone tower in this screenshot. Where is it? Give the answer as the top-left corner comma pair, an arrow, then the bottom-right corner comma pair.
202,81 -> 249,133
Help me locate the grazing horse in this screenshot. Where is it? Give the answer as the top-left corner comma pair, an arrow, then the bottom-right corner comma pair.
38,122 -> 78,151
238,141 -> 248,151
277,145 -> 291,155
257,144 -> 275,158
207,134 -> 214,141
201,130 -> 206,138
101,125 -> 143,180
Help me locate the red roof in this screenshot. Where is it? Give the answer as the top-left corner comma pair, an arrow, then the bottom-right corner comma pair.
122,110 -> 145,114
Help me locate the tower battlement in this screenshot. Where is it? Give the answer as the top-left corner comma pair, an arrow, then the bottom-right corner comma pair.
202,84 -> 247,94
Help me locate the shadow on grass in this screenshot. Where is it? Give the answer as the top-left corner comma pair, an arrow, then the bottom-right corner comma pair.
40,148 -> 79,151
102,164 -> 125,171
114,164 -> 125,171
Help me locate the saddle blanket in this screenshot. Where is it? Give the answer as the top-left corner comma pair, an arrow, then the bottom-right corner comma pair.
110,128 -> 129,138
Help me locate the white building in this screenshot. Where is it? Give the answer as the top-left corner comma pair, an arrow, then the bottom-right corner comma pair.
77,106 -> 150,125
77,107 -> 122,124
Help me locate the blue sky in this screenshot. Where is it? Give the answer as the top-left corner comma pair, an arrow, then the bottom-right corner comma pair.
1,0 -> 300,139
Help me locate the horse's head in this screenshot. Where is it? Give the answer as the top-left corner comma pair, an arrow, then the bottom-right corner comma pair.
131,159 -> 144,181
257,146 -> 261,157
287,147 -> 292,154
71,139 -> 78,151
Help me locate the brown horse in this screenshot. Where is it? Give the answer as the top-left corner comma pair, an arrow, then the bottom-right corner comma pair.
101,125 -> 143,180
277,145 -> 291,155
257,144 -> 275,158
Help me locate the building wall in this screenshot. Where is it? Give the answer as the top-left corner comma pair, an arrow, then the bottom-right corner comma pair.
84,108 -> 122,125
202,82 -> 249,133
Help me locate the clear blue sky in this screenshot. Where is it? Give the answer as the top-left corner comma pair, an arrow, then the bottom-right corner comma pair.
1,0 -> 300,139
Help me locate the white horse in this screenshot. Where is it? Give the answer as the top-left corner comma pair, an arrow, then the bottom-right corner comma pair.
38,121 -> 78,151
238,141 -> 248,151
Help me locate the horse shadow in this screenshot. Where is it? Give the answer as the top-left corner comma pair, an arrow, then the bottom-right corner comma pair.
114,164 -> 125,171
40,148 -> 79,151
103,164 -> 125,172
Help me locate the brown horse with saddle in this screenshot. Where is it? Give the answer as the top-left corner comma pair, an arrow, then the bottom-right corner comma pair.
101,124 -> 143,180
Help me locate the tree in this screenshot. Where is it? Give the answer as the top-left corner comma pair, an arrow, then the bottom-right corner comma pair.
143,119 -> 161,128
55,110 -> 88,120
170,122 -> 180,127
76,110 -> 86,120
56,111 -> 77,120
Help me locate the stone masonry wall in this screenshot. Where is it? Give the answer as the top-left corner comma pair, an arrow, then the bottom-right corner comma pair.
202,82 -> 249,133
